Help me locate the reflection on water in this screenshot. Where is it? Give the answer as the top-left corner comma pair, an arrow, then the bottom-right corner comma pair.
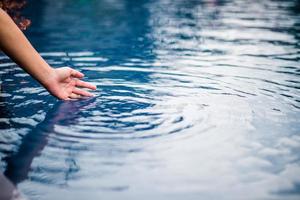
4,98 -> 96,185
1,0 -> 300,199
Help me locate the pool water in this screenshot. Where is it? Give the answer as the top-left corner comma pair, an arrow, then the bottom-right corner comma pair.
0,0 -> 300,199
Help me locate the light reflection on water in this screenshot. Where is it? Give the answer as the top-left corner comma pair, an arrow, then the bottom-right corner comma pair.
0,0 -> 300,199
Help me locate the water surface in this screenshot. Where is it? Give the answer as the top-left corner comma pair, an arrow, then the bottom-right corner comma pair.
0,0 -> 300,199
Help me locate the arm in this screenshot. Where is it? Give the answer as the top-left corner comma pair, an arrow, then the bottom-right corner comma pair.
0,8 -> 96,100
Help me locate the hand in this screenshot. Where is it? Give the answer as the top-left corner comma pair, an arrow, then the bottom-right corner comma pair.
45,67 -> 96,100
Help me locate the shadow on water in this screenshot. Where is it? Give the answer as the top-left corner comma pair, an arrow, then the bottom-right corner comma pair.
3,98 -> 96,185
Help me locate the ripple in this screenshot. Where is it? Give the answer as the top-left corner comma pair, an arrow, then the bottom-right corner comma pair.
1,0 -> 300,199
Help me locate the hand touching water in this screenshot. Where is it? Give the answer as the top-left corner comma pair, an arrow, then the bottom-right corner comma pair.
0,9 -> 96,100
45,67 -> 96,100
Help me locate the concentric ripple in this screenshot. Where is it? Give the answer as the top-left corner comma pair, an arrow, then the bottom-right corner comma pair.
1,0 -> 300,200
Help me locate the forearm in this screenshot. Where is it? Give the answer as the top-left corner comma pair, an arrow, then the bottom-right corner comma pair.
0,8 -> 54,86
0,8 -> 96,100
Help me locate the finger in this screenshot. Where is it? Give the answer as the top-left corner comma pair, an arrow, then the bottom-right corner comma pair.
76,79 -> 97,90
64,97 -> 74,101
71,69 -> 84,78
73,87 -> 94,97
69,93 -> 82,99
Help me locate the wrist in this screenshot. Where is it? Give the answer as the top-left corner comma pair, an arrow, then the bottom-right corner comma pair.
36,63 -> 56,89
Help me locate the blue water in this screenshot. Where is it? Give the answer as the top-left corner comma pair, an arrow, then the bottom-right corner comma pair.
0,0 -> 300,199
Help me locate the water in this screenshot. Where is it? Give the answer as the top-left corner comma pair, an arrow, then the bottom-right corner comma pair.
0,0 -> 300,199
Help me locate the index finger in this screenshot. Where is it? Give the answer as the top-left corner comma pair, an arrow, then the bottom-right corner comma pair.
75,79 -> 97,90
71,69 -> 84,78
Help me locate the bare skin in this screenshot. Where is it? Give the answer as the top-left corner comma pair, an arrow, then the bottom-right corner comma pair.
0,8 -> 96,100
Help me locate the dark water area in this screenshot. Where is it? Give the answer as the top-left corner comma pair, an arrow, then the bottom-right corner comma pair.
0,0 -> 300,199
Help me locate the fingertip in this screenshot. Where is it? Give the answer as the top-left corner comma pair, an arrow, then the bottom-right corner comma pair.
77,72 -> 84,78
90,83 -> 97,90
72,69 -> 84,78
79,72 -> 84,77
87,92 -> 95,97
